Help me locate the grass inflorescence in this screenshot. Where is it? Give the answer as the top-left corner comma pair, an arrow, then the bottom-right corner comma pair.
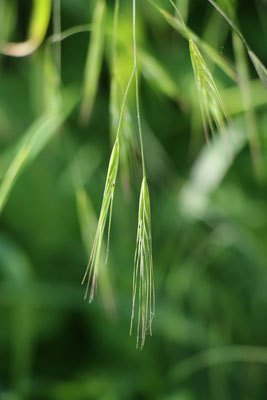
130,176 -> 155,349
81,138 -> 119,303
189,39 -> 231,152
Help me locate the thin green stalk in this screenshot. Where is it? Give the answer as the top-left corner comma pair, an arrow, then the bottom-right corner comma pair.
170,346 -> 267,382
52,0 -> 61,77
131,0 -> 155,349
1,0 -> 52,56
49,24 -> 92,43
207,0 -> 267,89
147,0 -> 237,82
133,0 -> 146,178
111,0 -> 119,76
175,0 -> 189,23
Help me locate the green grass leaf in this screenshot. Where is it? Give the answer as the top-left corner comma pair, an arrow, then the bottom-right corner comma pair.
0,111 -> 63,214
79,0 -> 106,125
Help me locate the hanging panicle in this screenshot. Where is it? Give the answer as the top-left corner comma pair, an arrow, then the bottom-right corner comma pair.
130,177 -> 155,349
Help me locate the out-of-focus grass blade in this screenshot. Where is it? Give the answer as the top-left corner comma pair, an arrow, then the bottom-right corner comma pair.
0,234 -> 33,281
109,0 -> 136,194
140,50 -> 180,101
233,33 -> 263,180
0,0 -> 16,45
148,0 -> 237,82
80,0 -> 106,125
175,0 -> 189,22
207,0 -> 267,90
0,89 -> 77,214
170,346 -> 267,383
0,112 -> 62,213
222,80 -> 267,115
179,119 -> 247,219
1,0 -> 52,57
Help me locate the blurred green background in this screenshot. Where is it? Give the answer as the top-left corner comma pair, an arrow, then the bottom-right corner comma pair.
0,0 -> 267,399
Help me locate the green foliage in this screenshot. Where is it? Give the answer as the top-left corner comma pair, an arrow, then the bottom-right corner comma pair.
0,0 -> 267,399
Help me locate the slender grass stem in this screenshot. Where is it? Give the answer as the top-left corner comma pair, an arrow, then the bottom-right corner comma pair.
111,0 -> 119,77
53,0 -> 61,77
131,0 -> 155,349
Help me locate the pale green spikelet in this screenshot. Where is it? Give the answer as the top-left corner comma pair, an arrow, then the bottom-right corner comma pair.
82,139 -> 119,302
189,39 -> 231,151
130,177 -> 155,349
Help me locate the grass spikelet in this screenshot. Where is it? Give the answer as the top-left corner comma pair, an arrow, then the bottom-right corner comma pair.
206,0 -> 267,90
130,177 -> 155,349
82,139 -> 119,303
189,39 -> 231,152
79,0 -> 106,126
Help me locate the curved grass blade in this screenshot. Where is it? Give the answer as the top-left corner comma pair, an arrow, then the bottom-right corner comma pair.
130,177 -> 155,349
233,33 -> 263,179
79,0 -> 106,125
1,0 -> 52,57
109,0 -> 136,194
207,0 -> 267,90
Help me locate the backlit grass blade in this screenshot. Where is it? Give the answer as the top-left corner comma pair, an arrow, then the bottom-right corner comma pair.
1,0 -> 52,57
140,50 -> 180,101
207,0 -> 267,90
148,0 -> 237,82
0,111 -> 63,214
233,33 -> 263,179
109,0 -> 136,194
80,0 -> 106,125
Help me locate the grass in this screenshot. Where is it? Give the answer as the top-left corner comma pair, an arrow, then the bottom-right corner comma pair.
1,2 -> 267,396
130,176 -> 155,349
81,61 -> 135,303
82,0 -> 155,348
79,0 -> 106,126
